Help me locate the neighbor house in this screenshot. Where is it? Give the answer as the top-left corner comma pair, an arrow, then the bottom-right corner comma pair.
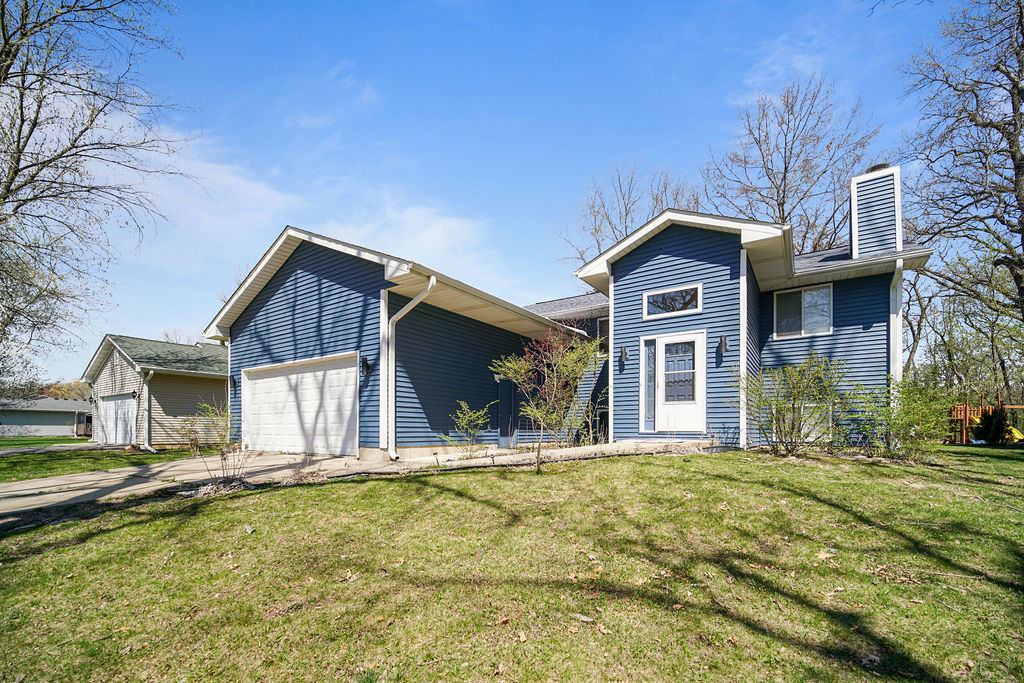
0,398 -> 92,437
81,335 -> 229,448
206,163 -> 929,458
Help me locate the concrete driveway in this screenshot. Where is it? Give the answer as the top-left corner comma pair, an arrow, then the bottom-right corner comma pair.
0,451 -> 368,517
0,442 -> 110,457
0,439 -> 699,521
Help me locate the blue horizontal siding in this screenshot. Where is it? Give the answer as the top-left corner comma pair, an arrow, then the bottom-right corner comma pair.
856,173 -> 897,256
745,260 -> 761,447
760,274 -> 890,389
611,225 -> 742,445
390,294 -> 529,448
229,241 -> 386,448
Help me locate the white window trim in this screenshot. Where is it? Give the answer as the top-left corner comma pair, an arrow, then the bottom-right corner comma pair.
642,282 -> 703,321
637,335 -> 658,434
773,283 -> 833,339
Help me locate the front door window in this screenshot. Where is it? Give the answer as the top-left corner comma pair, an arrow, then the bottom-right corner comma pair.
663,342 -> 695,403
651,331 -> 706,433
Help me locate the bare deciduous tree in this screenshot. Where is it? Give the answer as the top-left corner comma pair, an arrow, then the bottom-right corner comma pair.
702,75 -> 881,254
162,327 -> 200,346
561,164 -> 701,265
903,0 -> 1024,325
0,0 -> 183,382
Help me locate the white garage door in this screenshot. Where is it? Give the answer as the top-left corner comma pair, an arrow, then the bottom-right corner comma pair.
99,394 -> 136,444
241,353 -> 359,456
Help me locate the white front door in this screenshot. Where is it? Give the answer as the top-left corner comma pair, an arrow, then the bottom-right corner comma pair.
654,330 -> 706,433
99,394 -> 137,444
241,353 -> 360,456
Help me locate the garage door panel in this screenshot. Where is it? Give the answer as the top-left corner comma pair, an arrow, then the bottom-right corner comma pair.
241,355 -> 359,456
99,394 -> 136,444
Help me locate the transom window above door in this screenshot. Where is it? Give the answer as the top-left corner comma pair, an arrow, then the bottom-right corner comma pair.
643,283 -> 702,320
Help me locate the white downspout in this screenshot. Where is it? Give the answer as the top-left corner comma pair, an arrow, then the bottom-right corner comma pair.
387,275 -> 437,460
142,370 -> 156,453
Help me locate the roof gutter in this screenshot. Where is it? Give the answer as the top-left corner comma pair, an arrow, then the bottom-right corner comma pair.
386,275 -> 437,460
141,370 -> 156,453
792,248 -> 932,281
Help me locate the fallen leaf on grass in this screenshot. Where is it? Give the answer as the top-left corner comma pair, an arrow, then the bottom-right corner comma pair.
569,613 -> 593,622
672,604 -> 684,611
815,550 -> 835,561
494,616 -> 510,625
517,630 -> 527,642
568,624 -> 578,633
244,524 -> 255,535
597,624 -> 611,635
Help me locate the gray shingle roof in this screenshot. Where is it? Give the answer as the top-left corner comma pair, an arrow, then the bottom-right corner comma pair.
524,292 -> 609,321
1,397 -> 91,413
793,243 -> 929,272
109,335 -> 228,376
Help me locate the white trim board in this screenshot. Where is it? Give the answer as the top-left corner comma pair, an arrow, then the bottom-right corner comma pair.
642,282 -> 703,321
738,249 -> 748,449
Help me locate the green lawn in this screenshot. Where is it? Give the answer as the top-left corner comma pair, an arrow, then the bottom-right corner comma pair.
0,436 -> 87,449
0,448 -> 204,483
1,446 -> 1021,681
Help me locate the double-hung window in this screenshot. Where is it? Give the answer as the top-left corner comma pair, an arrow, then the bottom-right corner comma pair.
774,284 -> 832,337
643,283 -> 702,320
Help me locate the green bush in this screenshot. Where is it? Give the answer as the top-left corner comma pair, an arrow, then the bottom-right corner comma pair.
441,400 -> 496,453
974,406 -> 1010,445
741,352 -> 857,457
860,374 -> 950,459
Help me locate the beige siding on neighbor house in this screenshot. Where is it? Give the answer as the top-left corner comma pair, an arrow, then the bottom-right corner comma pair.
90,347 -> 145,444
148,374 -> 228,446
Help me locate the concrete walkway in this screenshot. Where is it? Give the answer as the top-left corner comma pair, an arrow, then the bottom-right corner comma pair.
0,439 -> 707,518
0,441 -> 110,457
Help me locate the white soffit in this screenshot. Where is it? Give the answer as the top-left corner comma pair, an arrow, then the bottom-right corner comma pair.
574,209 -> 787,293
204,226 -> 558,341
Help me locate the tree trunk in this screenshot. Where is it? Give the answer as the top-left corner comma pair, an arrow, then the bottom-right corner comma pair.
536,425 -> 543,474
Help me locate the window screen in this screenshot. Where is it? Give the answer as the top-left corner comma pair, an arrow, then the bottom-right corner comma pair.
775,286 -> 832,336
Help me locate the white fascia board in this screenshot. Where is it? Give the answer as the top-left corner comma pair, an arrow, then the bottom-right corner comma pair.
81,336 -> 115,382
794,248 -> 931,282
203,226 -> 415,341
574,209 -> 786,294
407,265 -> 562,337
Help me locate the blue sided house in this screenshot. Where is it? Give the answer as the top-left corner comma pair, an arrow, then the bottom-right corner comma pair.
204,163 -> 929,459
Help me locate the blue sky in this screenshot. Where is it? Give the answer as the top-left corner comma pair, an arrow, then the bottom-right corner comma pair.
48,0 -> 950,380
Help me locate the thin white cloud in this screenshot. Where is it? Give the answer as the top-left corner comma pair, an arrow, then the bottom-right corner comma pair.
283,113 -> 337,129
41,130 -> 547,380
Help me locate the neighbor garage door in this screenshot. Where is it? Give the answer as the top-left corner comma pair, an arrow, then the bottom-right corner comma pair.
99,394 -> 136,444
241,353 -> 359,456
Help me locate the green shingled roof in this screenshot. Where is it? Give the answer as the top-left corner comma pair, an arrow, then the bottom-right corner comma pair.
108,335 -> 228,376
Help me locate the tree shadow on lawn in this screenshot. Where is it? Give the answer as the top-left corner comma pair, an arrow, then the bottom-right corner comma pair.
0,486 -> 267,561
1,457 -> 1016,680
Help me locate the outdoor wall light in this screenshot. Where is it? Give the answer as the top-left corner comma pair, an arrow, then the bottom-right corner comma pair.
718,335 -> 729,354
88,395 -> 94,404
619,346 -> 628,364
131,389 -> 139,399
229,375 -> 237,389
360,356 -> 373,377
